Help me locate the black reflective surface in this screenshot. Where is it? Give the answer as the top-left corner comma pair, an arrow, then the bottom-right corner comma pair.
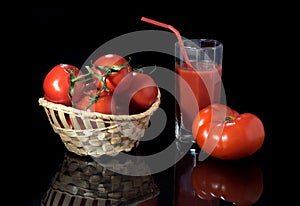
26,8 -> 293,206
40,151 -> 161,206
24,138 -> 271,206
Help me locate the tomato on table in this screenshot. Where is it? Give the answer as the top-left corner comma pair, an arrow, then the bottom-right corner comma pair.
43,63 -> 80,106
192,103 -> 265,160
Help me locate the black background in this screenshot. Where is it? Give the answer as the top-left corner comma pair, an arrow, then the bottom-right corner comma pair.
24,7 -> 295,206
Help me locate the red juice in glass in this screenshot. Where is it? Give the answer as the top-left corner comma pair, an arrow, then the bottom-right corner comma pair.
176,63 -> 222,130
175,39 -> 223,142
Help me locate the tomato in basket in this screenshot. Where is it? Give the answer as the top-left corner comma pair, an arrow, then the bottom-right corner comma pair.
113,71 -> 159,114
129,72 -> 159,110
43,63 -> 81,106
91,53 -> 133,93
75,90 -> 116,114
42,54 -> 159,116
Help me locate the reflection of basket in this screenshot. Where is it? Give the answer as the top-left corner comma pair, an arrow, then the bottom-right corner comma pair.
38,91 -> 160,157
41,152 -> 160,206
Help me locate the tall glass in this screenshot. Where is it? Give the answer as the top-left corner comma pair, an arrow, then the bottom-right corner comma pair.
175,39 -> 223,143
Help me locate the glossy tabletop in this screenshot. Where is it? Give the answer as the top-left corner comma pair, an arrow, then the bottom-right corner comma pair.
23,122 -> 274,206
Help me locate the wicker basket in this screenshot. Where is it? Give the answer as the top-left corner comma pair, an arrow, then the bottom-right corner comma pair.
41,152 -> 160,206
38,90 -> 160,157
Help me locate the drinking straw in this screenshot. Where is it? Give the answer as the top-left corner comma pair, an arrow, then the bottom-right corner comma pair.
141,17 -> 193,70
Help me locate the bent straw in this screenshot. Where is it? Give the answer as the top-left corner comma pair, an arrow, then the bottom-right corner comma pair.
141,17 -> 193,70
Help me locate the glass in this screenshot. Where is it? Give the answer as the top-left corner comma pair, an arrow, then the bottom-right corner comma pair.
175,39 -> 223,143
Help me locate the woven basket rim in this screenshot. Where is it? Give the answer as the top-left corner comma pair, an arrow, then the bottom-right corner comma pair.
38,89 -> 161,121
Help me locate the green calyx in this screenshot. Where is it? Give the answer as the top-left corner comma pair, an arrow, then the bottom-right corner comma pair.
223,116 -> 235,123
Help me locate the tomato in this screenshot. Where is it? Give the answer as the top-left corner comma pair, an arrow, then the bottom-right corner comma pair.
71,80 -> 98,105
192,103 -> 265,160
92,54 -> 132,93
43,63 -> 80,106
75,90 -> 116,114
191,157 -> 264,205
128,72 -> 159,112
112,71 -> 159,114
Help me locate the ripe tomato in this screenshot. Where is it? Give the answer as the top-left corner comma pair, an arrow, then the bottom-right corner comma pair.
191,157 -> 263,205
75,90 -> 116,114
71,80 -> 98,105
92,54 -> 132,93
43,64 -> 80,106
128,72 -> 159,111
112,71 -> 159,114
192,103 -> 265,160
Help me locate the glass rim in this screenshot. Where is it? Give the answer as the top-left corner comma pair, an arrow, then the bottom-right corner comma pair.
175,39 -> 223,50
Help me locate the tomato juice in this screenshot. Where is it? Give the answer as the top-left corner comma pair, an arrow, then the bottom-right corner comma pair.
175,62 -> 222,131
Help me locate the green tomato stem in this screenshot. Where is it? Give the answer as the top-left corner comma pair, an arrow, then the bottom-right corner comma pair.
68,59 -> 130,107
223,116 -> 235,123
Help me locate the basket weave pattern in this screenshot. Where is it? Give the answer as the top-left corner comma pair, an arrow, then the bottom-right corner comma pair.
39,91 -> 160,157
41,152 -> 160,206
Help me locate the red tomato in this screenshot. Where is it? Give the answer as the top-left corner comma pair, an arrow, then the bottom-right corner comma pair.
71,80 -> 98,105
191,157 -> 264,206
92,54 -> 132,93
112,71 -> 159,114
128,72 -> 159,111
192,103 -> 265,160
43,64 -> 80,106
75,90 -> 116,114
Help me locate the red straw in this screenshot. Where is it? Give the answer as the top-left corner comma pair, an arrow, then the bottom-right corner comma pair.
141,17 -> 193,70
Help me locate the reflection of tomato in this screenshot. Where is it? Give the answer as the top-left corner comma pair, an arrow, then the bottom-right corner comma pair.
192,103 -> 265,160
174,154 -> 219,206
191,157 -> 264,206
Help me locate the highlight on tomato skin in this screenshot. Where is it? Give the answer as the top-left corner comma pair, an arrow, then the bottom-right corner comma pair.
191,157 -> 264,206
192,103 -> 265,160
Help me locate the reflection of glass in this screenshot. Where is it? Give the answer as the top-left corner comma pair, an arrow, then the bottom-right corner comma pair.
191,157 -> 264,206
41,152 -> 160,206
